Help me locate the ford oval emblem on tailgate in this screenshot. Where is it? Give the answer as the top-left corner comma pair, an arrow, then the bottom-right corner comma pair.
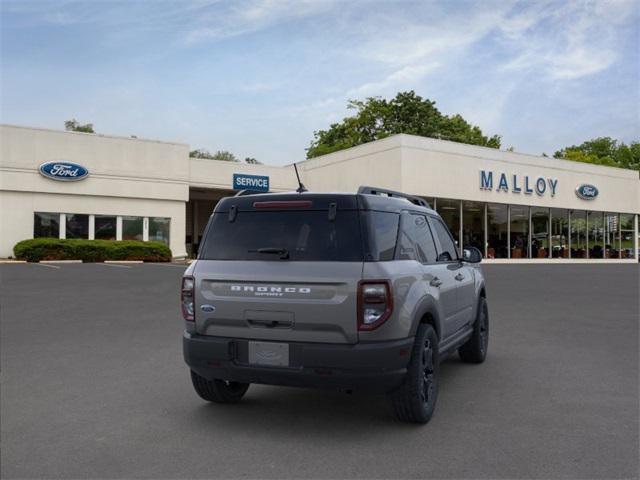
200,304 -> 216,313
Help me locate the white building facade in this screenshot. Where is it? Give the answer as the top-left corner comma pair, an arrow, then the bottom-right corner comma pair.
1,125 -> 638,262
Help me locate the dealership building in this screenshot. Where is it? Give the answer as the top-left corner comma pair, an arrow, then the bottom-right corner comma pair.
1,124 -> 638,262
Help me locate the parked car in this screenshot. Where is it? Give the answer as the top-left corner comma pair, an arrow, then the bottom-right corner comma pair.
182,186 -> 489,423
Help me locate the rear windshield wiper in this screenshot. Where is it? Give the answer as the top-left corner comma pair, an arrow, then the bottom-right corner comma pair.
248,247 -> 290,260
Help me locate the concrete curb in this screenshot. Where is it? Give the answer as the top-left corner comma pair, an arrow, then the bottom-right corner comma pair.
40,260 -> 82,264
103,260 -> 144,264
0,260 -> 27,264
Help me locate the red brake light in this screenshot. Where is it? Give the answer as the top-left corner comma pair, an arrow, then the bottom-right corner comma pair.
357,280 -> 393,331
253,200 -> 312,209
181,276 -> 195,322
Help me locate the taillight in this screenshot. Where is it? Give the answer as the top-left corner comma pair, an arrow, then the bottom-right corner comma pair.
181,276 -> 195,322
357,280 -> 393,331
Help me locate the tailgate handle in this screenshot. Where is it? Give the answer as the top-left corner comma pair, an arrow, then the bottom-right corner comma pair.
247,319 -> 293,329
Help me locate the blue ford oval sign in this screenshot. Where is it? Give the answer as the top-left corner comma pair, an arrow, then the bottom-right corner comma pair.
39,161 -> 89,182
575,184 -> 598,200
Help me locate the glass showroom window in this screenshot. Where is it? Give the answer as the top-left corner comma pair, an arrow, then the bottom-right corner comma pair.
65,214 -> 89,239
34,212 -> 60,238
95,215 -> 117,240
550,209 -> 569,258
510,205 -> 529,259
486,203 -> 508,258
531,207 -> 550,258
462,201 -> 484,254
588,212 -> 604,258
603,213 -> 620,259
436,198 -> 461,246
571,210 -> 587,258
620,214 -> 635,259
149,217 -> 170,245
122,216 -> 143,241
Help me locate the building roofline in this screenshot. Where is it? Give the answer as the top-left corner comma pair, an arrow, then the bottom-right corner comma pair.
299,133 -> 639,179
0,123 -> 189,147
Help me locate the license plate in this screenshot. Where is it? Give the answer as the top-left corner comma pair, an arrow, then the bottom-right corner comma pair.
248,341 -> 289,367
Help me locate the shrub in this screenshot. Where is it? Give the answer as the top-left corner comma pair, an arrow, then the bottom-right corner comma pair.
13,238 -> 172,262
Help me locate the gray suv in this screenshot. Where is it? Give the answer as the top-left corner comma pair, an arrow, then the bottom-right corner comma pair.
182,186 -> 488,423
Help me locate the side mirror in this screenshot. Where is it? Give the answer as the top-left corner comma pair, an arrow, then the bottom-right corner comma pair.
462,246 -> 482,263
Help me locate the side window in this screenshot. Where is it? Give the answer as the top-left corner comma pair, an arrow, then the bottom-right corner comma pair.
429,217 -> 459,262
368,211 -> 400,261
398,214 -> 438,263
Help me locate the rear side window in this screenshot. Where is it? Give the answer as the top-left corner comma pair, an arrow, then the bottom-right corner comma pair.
429,217 -> 458,261
199,211 -> 363,262
366,211 -> 399,261
398,213 -> 438,263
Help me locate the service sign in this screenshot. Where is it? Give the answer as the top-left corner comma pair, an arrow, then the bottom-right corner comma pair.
575,184 -> 598,200
39,161 -> 89,182
233,173 -> 269,192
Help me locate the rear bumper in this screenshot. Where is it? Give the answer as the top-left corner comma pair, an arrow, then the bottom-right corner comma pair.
183,332 -> 413,393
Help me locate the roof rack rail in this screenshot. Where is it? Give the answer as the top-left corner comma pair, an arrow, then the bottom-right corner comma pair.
233,189 -> 265,197
357,186 -> 430,208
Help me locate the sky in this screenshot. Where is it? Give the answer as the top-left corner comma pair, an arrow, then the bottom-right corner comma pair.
1,0 -> 639,165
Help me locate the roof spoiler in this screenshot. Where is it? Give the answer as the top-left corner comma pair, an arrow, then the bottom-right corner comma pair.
357,186 -> 430,208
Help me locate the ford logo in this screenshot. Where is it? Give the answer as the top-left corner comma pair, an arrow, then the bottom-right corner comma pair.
39,161 -> 89,182
200,304 -> 216,313
575,184 -> 598,200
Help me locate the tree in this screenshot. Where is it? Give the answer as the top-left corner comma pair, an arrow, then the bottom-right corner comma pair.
244,157 -> 262,164
554,137 -> 640,171
189,149 -> 239,162
306,91 -> 501,158
64,119 -> 94,133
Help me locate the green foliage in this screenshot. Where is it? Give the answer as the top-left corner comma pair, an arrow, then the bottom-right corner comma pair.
13,238 -> 172,262
64,119 -> 95,133
307,91 -> 501,158
554,137 -> 640,171
189,149 -> 239,162
244,157 -> 262,164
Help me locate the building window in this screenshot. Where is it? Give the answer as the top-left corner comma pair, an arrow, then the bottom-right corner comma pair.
34,212 -> 60,238
462,201 -> 484,255
531,207 -> 549,259
65,214 -> 89,239
486,203 -> 508,259
122,216 -> 143,241
604,213 -> 619,259
95,215 -> 117,240
550,209 -> 569,258
436,198 -> 460,246
588,211 -> 604,258
510,205 -> 529,259
620,214 -> 635,259
571,210 -> 587,258
149,217 -> 170,245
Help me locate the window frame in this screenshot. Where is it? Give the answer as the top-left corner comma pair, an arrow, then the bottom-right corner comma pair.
427,215 -> 460,263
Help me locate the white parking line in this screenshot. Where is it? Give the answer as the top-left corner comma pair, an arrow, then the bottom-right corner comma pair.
35,263 -> 61,269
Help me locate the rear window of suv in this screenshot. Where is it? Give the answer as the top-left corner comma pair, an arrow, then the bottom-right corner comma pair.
199,211 -> 363,262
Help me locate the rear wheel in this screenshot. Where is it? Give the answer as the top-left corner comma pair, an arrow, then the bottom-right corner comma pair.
458,296 -> 489,363
190,370 -> 250,403
389,324 -> 439,424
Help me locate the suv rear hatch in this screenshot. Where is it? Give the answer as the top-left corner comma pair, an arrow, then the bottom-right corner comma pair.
193,194 -> 363,344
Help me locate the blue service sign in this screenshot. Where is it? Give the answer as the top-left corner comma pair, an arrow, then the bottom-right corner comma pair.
575,184 -> 598,200
233,173 -> 269,192
39,161 -> 89,182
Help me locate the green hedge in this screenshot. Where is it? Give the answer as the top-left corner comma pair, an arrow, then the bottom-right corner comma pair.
13,238 -> 172,262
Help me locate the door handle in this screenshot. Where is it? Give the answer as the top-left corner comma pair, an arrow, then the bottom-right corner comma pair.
455,273 -> 465,281
430,277 -> 443,287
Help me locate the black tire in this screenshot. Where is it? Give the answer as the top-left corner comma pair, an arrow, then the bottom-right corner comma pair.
389,324 -> 439,424
190,370 -> 250,403
458,296 -> 489,363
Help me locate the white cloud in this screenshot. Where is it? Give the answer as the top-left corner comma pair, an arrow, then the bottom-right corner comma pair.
348,63 -> 439,96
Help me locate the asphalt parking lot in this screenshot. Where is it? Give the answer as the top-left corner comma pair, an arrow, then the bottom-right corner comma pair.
1,263 -> 638,479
